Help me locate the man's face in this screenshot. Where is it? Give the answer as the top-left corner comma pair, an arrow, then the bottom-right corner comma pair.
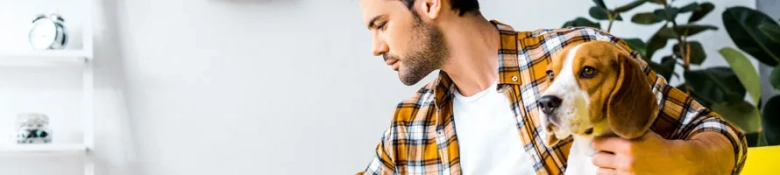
360,0 -> 449,86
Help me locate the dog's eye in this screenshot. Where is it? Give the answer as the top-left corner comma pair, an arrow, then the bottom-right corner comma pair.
546,70 -> 555,81
580,66 -> 598,78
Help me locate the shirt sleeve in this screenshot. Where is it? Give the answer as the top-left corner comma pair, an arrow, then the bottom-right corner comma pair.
357,127 -> 396,175
681,112 -> 748,175
579,27 -> 748,175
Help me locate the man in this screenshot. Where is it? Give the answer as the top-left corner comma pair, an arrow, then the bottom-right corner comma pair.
356,0 -> 747,174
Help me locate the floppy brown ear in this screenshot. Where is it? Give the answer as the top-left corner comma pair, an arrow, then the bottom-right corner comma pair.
606,50 -> 659,139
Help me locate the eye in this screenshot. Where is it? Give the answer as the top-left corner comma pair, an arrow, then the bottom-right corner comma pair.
376,22 -> 388,31
580,66 -> 598,78
546,70 -> 555,81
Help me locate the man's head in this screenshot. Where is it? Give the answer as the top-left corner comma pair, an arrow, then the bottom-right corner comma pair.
359,0 -> 480,85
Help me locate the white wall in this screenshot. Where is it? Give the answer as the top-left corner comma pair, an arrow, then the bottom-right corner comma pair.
0,0 -> 756,175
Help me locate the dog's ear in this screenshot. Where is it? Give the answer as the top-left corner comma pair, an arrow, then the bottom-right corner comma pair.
606,49 -> 659,139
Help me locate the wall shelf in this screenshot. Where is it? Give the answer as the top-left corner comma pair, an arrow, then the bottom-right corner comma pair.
0,144 -> 89,153
0,1 -> 94,175
0,50 -> 90,67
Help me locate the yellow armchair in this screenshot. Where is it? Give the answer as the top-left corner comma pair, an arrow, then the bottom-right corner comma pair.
740,145 -> 780,174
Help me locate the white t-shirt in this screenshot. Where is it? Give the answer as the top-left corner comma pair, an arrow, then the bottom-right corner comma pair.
453,80 -> 536,175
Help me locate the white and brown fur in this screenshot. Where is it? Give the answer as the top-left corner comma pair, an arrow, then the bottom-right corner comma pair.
538,41 -> 660,175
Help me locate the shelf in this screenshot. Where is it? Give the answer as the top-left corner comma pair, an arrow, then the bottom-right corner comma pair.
0,50 -> 90,67
0,144 -> 89,153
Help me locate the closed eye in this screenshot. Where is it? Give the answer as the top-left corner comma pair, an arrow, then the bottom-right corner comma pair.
367,15 -> 388,31
376,22 -> 387,30
580,66 -> 598,78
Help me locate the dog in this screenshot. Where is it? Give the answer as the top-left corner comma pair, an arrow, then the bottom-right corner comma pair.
537,41 -> 660,175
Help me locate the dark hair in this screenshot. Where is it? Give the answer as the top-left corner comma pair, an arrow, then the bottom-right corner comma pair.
400,0 -> 480,16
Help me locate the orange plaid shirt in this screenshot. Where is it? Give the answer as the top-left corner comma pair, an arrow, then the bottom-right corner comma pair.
358,20 -> 747,175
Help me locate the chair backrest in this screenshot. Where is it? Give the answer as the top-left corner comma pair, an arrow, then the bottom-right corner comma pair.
740,145 -> 780,174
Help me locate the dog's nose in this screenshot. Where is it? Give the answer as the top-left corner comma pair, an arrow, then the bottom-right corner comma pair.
538,95 -> 562,115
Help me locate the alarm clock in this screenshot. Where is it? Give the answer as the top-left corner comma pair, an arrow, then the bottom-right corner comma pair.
28,13 -> 68,50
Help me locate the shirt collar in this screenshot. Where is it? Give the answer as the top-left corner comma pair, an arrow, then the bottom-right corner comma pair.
432,20 -> 522,110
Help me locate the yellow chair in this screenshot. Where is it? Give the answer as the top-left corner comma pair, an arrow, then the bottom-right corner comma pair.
740,145 -> 780,174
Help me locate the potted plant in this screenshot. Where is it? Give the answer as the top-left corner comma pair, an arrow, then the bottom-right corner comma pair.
559,0 -> 780,146
721,6 -> 780,146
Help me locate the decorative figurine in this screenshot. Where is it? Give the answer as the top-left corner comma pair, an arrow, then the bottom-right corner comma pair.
16,113 -> 52,144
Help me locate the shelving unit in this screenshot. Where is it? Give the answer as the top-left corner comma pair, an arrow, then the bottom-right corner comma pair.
0,0 -> 95,174
0,50 -> 90,66
0,143 -> 88,153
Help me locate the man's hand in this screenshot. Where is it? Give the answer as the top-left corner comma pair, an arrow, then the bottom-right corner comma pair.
589,131 -> 733,175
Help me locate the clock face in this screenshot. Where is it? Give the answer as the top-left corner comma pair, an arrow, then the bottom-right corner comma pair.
29,19 -> 57,50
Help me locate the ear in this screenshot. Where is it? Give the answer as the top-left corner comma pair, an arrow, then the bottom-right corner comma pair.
606,50 -> 659,139
421,0 -> 442,19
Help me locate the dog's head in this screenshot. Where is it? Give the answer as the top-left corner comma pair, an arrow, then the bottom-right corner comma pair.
539,41 -> 659,147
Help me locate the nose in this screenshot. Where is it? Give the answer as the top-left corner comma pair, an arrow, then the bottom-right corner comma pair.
371,33 -> 388,56
537,95 -> 562,115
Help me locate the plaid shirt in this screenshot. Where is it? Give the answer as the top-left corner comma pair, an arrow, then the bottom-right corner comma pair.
358,20 -> 747,175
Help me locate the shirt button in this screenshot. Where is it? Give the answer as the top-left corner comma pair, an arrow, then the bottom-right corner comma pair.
512,76 -> 518,82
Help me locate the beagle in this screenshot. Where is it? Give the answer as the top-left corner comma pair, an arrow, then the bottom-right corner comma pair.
537,41 -> 660,175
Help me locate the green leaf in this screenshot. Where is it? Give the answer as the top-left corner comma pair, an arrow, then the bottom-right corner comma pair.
679,2 -> 699,13
648,55 -> 677,81
712,101 -> 761,134
631,12 -> 663,25
674,24 -> 718,37
646,27 -> 675,60
758,23 -> 780,43
654,7 -> 679,21
745,132 -> 762,147
688,89 -> 714,108
688,2 -> 714,23
623,38 -> 647,58
684,67 -> 747,103
720,47 -> 762,105
657,27 -> 678,38
562,17 -> 602,29
615,0 -> 648,13
760,132 -> 769,146
771,67 -> 780,91
648,0 -> 665,5
646,36 -> 667,61
689,42 -> 707,65
588,6 -> 623,21
661,56 -> 677,74
762,95 -> 780,145
673,41 -> 706,65
682,87 -> 716,108
593,0 -> 607,9
590,6 -> 610,20
722,6 -> 780,66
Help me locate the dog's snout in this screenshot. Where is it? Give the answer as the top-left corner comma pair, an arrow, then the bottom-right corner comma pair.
538,95 -> 563,115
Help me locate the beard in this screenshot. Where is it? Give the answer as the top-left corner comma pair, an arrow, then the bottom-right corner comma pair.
389,11 -> 449,86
